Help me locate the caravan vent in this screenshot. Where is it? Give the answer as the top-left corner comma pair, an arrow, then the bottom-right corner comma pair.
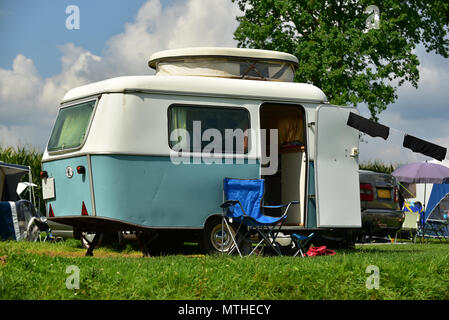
148,47 -> 298,82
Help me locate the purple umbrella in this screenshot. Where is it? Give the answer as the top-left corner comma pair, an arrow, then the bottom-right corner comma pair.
392,162 -> 449,184
392,161 -> 449,242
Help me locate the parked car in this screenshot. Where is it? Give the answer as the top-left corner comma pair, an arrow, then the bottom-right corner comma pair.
358,170 -> 405,241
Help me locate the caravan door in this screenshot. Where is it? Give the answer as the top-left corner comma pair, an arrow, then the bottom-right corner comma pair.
315,105 -> 361,228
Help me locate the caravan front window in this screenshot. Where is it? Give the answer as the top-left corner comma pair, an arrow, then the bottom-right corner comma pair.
47,100 -> 96,152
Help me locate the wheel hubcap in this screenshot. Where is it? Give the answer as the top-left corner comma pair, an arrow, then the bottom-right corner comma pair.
210,224 -> 235,252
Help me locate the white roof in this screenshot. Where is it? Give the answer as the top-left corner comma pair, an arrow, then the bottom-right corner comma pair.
148,47 -> 299,69
62,75 -> 327,104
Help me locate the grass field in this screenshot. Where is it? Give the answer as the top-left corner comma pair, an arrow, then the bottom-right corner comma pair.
0,239 -> 448,300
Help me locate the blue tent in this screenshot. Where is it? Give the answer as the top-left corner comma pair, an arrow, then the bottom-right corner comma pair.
423,183 -> 449,238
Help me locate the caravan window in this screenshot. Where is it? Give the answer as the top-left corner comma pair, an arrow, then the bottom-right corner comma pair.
168,105 -> 250,154
47,100 -> 96,152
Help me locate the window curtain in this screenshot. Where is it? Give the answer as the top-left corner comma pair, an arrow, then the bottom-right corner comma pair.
49,101 -> 94,151
56,110 -> 91,148
260,105 -> 304,147
170,107 -> 188,149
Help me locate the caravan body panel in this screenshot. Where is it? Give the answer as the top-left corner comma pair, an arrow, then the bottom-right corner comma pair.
41,73 -> 361,232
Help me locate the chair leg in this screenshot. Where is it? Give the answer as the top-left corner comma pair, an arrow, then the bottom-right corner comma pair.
248,238 -> 265,256
255,227 -> 283,256
291,233 -> 314,258
293,245 -> 305,258
85,233 -> 101,257
222,217 -> 242,257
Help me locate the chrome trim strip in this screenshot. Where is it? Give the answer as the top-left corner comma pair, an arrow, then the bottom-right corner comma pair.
87,154 -> 96,217
42,151 -> 261,163
61,88 -> 327,105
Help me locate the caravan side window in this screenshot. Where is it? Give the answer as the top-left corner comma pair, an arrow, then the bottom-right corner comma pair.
168,105 -> 250,154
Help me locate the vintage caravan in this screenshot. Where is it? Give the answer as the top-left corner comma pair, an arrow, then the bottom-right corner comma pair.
41,47 -> 361,254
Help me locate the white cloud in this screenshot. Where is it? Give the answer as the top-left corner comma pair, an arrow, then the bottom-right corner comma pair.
0,43 -> 102,148
39,43 -> 102,109
0,125 -> 20,147
0,0 -> 240,149
103,0 -> 240,75
0,54 -> 41,107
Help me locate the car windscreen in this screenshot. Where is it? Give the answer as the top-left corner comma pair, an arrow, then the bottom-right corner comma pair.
47,100 -> 96,152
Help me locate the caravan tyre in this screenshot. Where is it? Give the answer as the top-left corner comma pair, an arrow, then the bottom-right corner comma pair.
200,217 -> 238,254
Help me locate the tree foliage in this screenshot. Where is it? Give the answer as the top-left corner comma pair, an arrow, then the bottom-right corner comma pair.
232,0 -> 449,120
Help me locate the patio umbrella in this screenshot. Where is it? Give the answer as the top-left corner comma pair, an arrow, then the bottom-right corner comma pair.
391,161 -> 449,184
392,161 -> 449,242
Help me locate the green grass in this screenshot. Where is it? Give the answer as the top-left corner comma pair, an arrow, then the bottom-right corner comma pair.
0,239 -> 448,300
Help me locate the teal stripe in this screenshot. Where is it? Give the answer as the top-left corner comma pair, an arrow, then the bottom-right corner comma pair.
91,155 -> 260,228
43,156 -> 92,217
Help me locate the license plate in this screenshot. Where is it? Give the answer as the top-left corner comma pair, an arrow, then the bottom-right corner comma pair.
42,177 -> 55,200
377,188 -> 391,199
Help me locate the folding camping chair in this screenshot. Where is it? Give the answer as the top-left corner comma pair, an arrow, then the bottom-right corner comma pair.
422,218 -> 449,242
291,233 -> 314,257
0,200 -> 49,241
220,178 -> 299,256
397,201 -> 421,241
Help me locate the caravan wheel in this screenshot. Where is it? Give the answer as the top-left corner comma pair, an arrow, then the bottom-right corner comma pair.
200,217 -> 238,254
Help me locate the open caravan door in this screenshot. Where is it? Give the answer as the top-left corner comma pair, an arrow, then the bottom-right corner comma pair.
315,105 -> 361,228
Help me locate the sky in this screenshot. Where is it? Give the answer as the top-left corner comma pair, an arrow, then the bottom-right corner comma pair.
0,0 -> 448,166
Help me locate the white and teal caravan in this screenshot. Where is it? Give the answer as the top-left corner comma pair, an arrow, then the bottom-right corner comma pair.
41,47 -> 361,254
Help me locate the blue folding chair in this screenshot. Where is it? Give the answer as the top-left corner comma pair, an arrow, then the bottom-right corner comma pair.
220,178 -> 299,256
291,233 -> 314,257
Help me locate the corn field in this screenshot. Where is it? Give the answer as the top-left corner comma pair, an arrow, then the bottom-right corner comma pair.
359,160 -> 399,174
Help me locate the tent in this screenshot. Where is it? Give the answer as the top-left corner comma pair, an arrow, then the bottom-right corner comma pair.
0,162 -> 48,241
422,183 -> 449,239
0,161 -> 31,202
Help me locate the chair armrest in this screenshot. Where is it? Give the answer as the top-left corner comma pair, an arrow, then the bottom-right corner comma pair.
220,200 -> 239,209
262,200 -> 299,210
263,204 -> 288,209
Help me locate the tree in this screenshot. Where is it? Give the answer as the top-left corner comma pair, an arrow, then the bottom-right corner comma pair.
232,0 -> 449,120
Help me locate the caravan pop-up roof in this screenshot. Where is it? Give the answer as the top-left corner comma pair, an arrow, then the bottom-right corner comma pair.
148,47 -> 299,82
